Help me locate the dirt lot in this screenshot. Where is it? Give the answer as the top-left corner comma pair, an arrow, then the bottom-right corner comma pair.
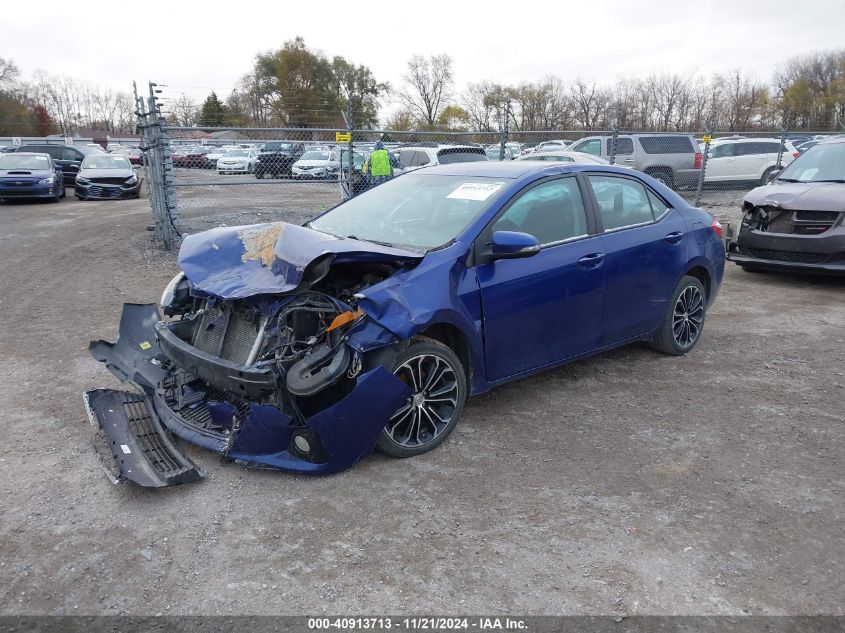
0,185 -> 843,617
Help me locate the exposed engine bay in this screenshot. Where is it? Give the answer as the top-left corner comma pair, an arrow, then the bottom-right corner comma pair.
84,222 -> 434,486
741,205 -> 842,236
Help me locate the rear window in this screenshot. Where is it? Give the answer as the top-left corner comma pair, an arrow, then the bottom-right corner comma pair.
607,138 -> 634,155
437,148 -> 488,164
263,142 -> 293,151
638,136 -> 695,154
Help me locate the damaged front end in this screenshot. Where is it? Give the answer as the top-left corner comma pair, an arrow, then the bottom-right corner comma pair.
86,222 -> 422,487
727,185 -> 845,275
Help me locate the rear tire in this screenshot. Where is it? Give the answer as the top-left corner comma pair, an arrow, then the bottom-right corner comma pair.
651,275 -> 707,356
376,338 -> 467,458
647,169 -> 674,188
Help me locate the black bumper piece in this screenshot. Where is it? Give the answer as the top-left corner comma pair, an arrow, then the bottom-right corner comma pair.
155,321 -> 278,399
84,389 -> 205,487
727,252 -> 845,276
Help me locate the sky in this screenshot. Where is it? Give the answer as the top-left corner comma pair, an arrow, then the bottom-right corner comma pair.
4,0 -> 845,115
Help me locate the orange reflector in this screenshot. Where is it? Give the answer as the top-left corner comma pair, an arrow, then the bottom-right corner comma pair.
327,308 -> 365,332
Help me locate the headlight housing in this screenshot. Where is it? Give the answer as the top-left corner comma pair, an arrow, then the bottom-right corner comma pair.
39,176 -> 54,185
76,177 -> 90,186
126,174 -> 138,185
160,271 -> 186,311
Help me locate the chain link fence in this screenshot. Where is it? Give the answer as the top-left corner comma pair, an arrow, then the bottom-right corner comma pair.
137,94 -> 843,249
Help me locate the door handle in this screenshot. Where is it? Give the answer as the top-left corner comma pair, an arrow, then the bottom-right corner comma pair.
665,231 -> 684,244
578,253 -> 605,268
623,158 -> 635,162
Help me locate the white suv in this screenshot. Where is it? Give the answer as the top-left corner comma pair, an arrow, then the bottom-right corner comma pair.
704,138 -> 799,185
394,145 -> 488,174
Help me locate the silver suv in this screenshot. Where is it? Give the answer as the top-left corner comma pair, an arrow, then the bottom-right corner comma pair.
569,134 -> 702,189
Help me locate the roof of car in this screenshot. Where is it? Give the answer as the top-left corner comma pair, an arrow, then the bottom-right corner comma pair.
4,151 -> 51,157
412,160 -> 629,178
818,135 -> 845,145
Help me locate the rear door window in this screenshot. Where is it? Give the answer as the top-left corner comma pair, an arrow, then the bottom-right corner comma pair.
638,136 -> 694,154
709,143 -> 734,158
607,138 -> 634,155
588,175 -> 655,231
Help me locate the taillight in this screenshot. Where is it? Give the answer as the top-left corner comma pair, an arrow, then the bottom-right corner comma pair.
792,151 -> 799,158
694,152 -> 702,169
710,219 -> 723,239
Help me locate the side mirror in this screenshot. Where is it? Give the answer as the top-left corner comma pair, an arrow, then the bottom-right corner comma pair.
767,168 -> 782,182
489,231 -> 541,260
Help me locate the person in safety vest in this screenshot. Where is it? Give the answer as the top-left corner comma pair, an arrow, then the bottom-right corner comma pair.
362,140 -> 399,187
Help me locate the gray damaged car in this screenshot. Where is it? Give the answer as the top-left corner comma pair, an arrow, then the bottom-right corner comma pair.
727,136 -> 845,276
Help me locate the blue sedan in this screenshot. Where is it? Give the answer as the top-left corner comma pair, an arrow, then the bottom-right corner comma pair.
0,152 -> 65,203
86,161 -> 725,486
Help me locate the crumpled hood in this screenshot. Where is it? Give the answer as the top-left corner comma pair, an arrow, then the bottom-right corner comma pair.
745,181 -> 845,212
178,222 -> 422,299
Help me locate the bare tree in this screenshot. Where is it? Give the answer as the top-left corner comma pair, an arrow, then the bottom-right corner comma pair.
0,57 -> 20,88
569,79 -> 608,130
397,53 -> 454,127
171,93 -> 198,127
462,81 -> 500,131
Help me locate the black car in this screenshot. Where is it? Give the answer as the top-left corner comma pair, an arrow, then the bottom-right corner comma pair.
75,153 -> 142,200
11,143 -> 105,186
255,141 -> 304,179
727,137 -> 845,276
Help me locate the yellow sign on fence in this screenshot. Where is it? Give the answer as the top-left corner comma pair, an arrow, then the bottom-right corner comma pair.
702,135 -> 712,143
336,132 -> 351,143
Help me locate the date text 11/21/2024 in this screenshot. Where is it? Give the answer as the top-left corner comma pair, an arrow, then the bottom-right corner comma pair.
307,617 -> 528,630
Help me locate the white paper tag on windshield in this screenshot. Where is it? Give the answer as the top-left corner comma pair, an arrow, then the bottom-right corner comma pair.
447,182 -> 504,201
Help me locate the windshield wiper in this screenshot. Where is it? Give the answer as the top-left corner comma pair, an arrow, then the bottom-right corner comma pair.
775,178 -> 801,182
809,179 -> 845,183
345,235 -> 395,247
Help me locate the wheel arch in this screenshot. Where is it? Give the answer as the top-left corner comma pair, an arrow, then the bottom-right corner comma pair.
418,322 -> 474,387
683,264 -> 711,300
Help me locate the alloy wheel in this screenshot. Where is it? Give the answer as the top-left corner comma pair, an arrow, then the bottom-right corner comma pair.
672,285 -> 704,348
387,353 -> 459,448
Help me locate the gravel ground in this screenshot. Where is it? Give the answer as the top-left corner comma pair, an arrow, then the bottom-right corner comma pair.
0,184 -> 842,617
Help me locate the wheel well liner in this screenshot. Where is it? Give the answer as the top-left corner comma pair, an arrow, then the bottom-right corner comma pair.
418,323 -> 472,384
685,265 -> 711,299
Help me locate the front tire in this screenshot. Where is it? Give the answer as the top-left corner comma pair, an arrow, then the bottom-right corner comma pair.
376,338 -> 467,458
651,275 -> 707,355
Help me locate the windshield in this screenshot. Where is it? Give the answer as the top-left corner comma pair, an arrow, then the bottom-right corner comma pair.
309,173 -> 510,251
0,154 -> 51,170
264,142 -> 293,151
300,151 -> 330,161
225,150 -> 249,157
82,155 -> 131,169
776,143 -> 845,182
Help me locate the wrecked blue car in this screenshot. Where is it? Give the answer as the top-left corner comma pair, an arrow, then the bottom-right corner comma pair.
86,162 -> 725,487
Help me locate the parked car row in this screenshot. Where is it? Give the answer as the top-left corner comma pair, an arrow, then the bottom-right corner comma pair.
0,145 -> 142,203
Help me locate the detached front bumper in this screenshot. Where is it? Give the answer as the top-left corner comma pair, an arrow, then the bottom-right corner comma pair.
728,227 -> 845,276
85,304 -> 411,487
